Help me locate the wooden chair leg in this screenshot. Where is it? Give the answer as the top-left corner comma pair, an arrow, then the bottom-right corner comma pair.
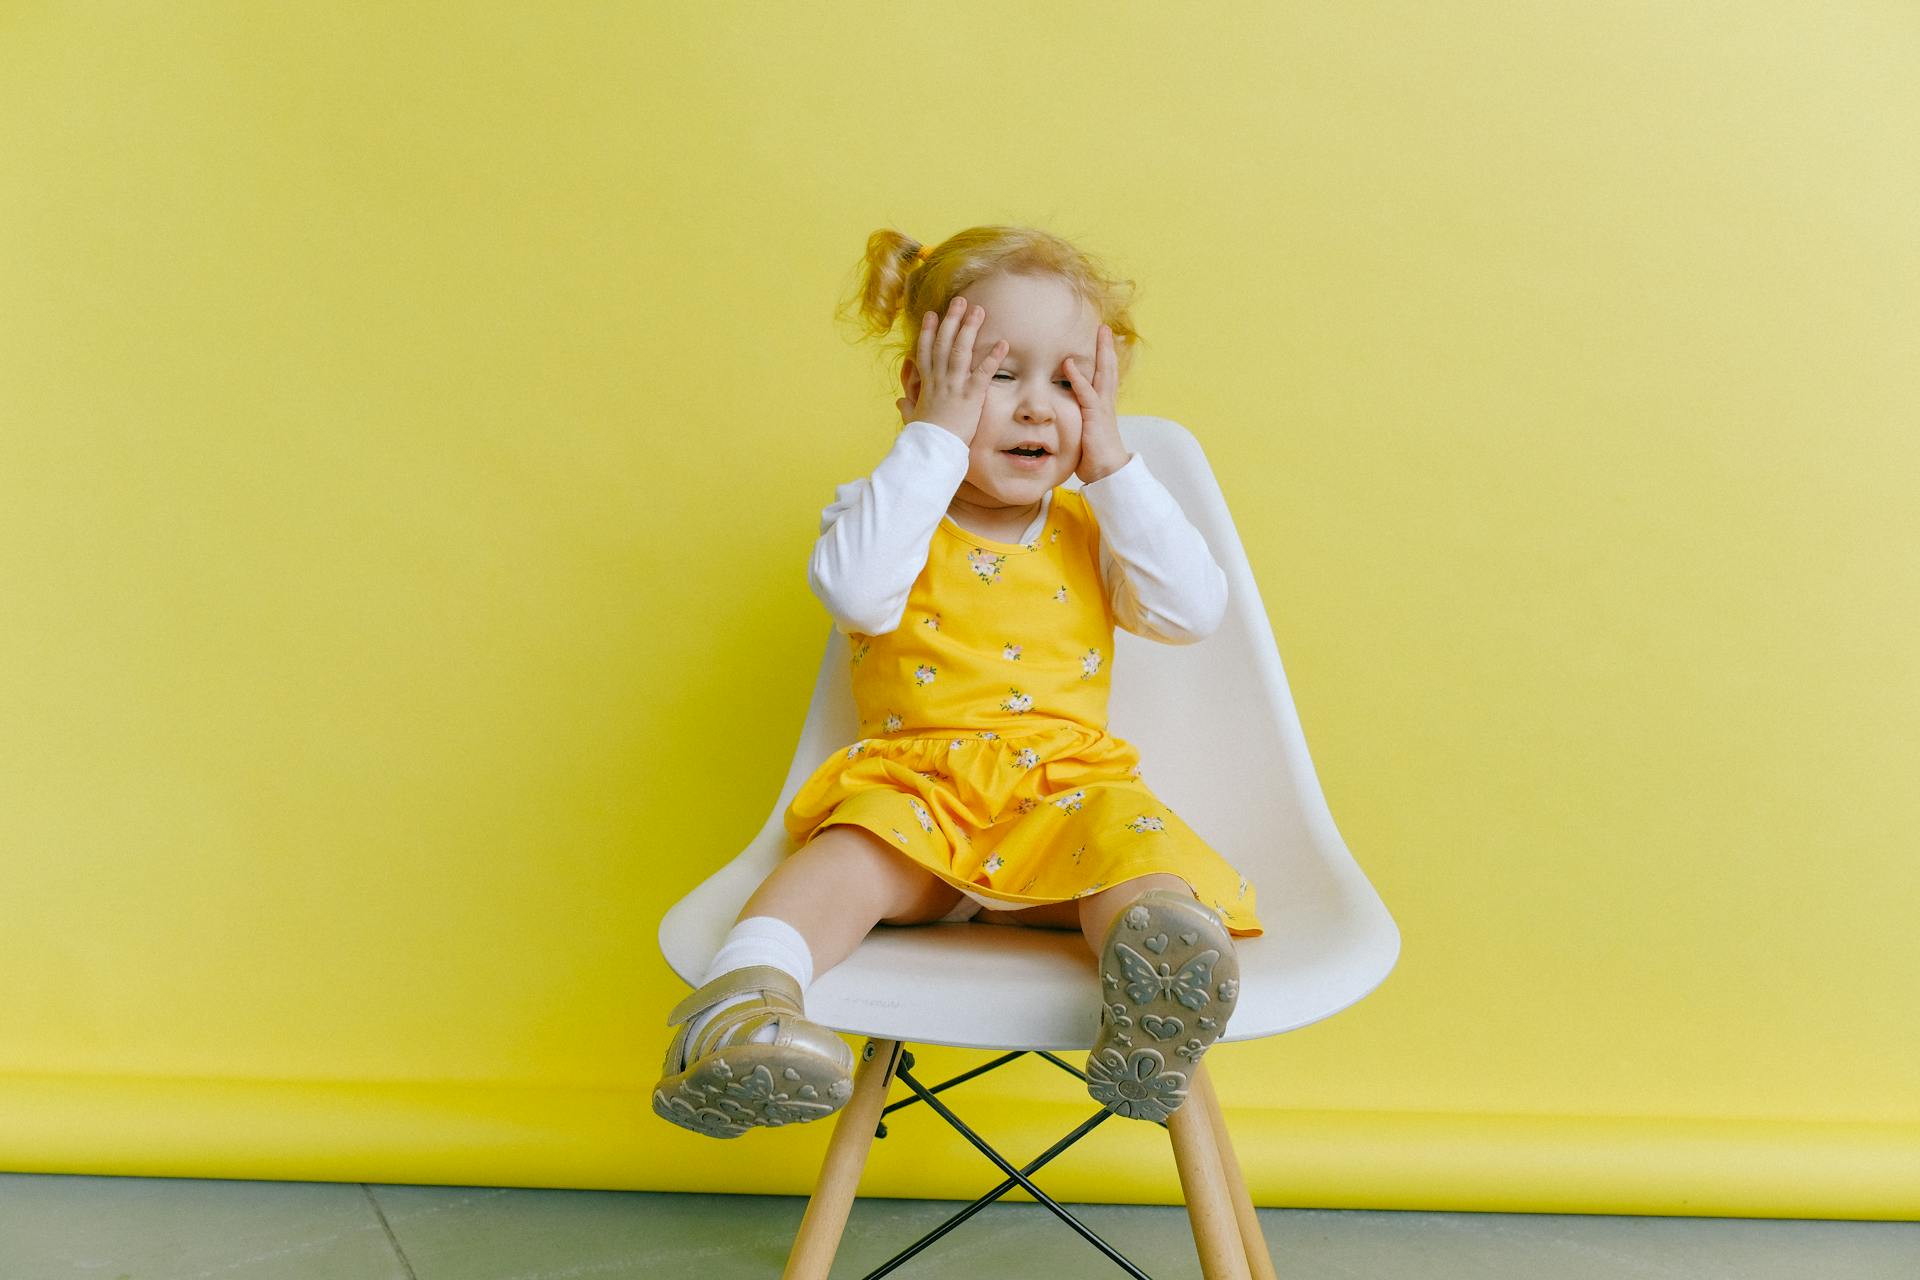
1167,1063 -> 1253,1280
783,1038 -> 902,1280
1192,1061 -> 1277,1280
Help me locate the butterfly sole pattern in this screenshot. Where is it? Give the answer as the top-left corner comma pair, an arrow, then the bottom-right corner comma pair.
1087,887 -> 1240,1122
653,1038 -> 856,1139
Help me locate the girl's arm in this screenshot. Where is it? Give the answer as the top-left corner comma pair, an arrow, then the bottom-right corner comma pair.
1081,453 -> 1229,644
808,420 -> 970,636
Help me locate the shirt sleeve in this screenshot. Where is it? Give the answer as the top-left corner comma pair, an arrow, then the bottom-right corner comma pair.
808,419 -> 972,636
1079,452 -> 1229,645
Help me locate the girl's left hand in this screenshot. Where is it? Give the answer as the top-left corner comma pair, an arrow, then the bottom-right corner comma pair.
1064,324 -> 1130,484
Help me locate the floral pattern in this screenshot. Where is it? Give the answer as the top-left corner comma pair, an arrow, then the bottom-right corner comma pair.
967,548 -> 1008,583
723,1064 -> 830,1124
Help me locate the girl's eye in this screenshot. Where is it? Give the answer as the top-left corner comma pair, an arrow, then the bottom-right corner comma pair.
992,372 -> 1076,389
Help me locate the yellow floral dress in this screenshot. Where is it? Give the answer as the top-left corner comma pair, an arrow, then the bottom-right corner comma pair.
783,486 -> 1262,937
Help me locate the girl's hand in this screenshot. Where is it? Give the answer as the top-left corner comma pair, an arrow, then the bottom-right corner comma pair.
898,296 -> 1008,445
1065,324 -> 1130,483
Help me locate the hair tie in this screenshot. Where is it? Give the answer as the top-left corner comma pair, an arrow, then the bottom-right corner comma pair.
914,244 -> 932,263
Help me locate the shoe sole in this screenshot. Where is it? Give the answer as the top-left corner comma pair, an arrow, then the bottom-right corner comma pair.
653,1041 -> 856,1139
1086,891 -> 1240,1122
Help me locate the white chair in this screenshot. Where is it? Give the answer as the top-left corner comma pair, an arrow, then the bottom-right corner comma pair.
658,416 -> 1400,1279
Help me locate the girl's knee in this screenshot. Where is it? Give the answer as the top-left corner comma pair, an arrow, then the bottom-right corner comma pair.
878,878 -> 963,926
801,823 -> 899,872
805,824 -> 957,924
1079,874 -> 1199,937
1116,873 -> 1196,903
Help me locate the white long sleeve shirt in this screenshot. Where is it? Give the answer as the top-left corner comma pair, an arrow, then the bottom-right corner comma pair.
808,420 -> 1228,643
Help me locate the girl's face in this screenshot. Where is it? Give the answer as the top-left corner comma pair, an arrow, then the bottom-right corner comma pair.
904,271 -> 1102,517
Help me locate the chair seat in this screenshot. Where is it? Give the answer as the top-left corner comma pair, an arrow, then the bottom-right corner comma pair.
660,813 -> 1399,1051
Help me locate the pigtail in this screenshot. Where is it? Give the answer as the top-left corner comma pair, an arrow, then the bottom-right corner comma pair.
835,229 -> 930,348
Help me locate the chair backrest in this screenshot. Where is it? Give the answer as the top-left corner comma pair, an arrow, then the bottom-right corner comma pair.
660,416 -> 1399,1050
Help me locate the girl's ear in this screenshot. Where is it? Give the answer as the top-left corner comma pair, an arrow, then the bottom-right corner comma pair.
897,360 -> 920,424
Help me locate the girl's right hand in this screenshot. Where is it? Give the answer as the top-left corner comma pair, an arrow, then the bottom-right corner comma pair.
896,297 -> 1007,445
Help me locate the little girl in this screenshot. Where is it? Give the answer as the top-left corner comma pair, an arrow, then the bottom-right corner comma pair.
655,224 -> 1263,1140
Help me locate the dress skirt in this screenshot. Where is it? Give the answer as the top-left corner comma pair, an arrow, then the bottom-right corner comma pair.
783,719 -> 1262,937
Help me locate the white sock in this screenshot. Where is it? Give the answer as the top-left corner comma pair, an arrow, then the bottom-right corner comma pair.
683,916 -> 816,1054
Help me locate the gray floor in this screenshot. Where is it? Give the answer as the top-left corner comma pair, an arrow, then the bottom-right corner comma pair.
0,1172 -> 1914,1279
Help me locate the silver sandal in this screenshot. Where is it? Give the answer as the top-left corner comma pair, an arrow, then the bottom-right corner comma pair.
1086,888 -> 1240,1122
652,965 -> 856,1139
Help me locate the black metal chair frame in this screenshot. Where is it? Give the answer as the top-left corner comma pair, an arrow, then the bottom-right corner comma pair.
856,1044 -> 1164,1279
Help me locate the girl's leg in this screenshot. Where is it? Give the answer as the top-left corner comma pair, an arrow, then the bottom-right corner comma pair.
976,901 -> 1080,929
737,823 -> 965,978
1075,872 -> 1197,953
655,825 -> 964,1140
977,873 -> 1200,949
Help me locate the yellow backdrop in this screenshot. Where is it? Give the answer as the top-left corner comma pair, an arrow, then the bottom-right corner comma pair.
2,3 -> 1915,1220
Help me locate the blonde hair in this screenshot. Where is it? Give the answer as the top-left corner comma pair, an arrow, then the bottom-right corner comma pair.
836,224 -> 1144,387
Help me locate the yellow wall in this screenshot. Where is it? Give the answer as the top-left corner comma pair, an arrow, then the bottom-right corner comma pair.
2,3 -> 1915,1218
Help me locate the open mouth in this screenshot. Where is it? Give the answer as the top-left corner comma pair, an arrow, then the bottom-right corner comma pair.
1001,448 -> 1050,470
